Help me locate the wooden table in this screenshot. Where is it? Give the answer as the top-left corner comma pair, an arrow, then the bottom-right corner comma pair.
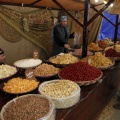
0,63 -> 120,120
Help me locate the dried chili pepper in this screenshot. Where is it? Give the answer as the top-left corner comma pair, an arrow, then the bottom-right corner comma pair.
105,48 -> 120,57
59,62 -> 102,82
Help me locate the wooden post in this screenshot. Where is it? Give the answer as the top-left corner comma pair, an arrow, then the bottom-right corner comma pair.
114,15 -> 119,43
82,0 -> 90,58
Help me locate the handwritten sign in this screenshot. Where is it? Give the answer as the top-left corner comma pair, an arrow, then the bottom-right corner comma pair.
25,68 -> 36,80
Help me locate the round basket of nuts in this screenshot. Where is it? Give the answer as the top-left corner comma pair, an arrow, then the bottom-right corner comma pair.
0,94 -> 55,120
38,79 -> 80,109
34,63 -> 59,78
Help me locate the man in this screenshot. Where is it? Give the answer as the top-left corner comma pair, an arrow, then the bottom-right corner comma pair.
0,48 -> 5,65
52,16 -> 74,56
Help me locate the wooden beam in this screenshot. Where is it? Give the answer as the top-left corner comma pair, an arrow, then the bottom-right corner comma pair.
87,0 -> 115,26
29,0 -> 42,5
0,2 -> 59,10
92,7 -> 115,27
52,0 -> 84,28
73,3 -> 104,13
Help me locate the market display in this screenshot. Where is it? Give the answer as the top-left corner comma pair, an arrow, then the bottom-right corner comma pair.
105,48 -> 120,61
105,48 -> 120,57
14,58 -> 42,69
81,52 -> 114,70
104,38 -> 114,46
88,43 -> 103,51
58,62 -> 103,86
0,94 -> 55,120
3,77 -> 39,94
38,79 -> 80,108
98,40 -> 108,49
34,63 -> 59,77
71,48 -> 93,57
105,45 -> 120,52
49,53 -> 79,65
0,64 -> 17,79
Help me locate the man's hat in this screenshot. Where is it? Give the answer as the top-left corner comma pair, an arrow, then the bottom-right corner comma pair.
60,16 -> 68,22
0,48 -> 4,55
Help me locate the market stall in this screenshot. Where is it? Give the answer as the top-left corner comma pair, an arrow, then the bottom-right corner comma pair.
1,0 -> 120,120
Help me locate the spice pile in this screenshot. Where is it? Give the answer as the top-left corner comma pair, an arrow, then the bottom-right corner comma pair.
49,53 -> 79,64
105,45 -> 120,52
88,43 -> 103,51
1,95 -> 52,120
3,78 -> 39,94
105,48 -> 120,57
0,65 -> 17,79
34,63 -> 59,76
59,62 -> 102,82
81,52 -> 113,68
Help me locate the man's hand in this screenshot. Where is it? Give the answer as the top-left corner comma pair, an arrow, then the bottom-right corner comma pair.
64,44 -> 70,49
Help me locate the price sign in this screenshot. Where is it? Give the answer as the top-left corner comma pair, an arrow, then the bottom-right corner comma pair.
25,68 -> 36,80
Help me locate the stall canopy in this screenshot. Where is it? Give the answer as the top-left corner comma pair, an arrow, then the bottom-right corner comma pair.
0,0 -> 104,10
98,10 -> 120,40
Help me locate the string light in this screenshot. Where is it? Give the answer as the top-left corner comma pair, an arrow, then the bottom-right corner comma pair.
104,0 -> 107,4
104,0 -> 113,7
93,0 -> 105,4
110,3 -> 113,7
95,0 -> 98,2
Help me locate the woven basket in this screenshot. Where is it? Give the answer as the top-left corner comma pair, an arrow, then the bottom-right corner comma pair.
0,18 -> 22,43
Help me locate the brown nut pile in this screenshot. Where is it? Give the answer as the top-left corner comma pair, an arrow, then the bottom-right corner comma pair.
34,63 -> 59,76
2,95 -> 50,120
